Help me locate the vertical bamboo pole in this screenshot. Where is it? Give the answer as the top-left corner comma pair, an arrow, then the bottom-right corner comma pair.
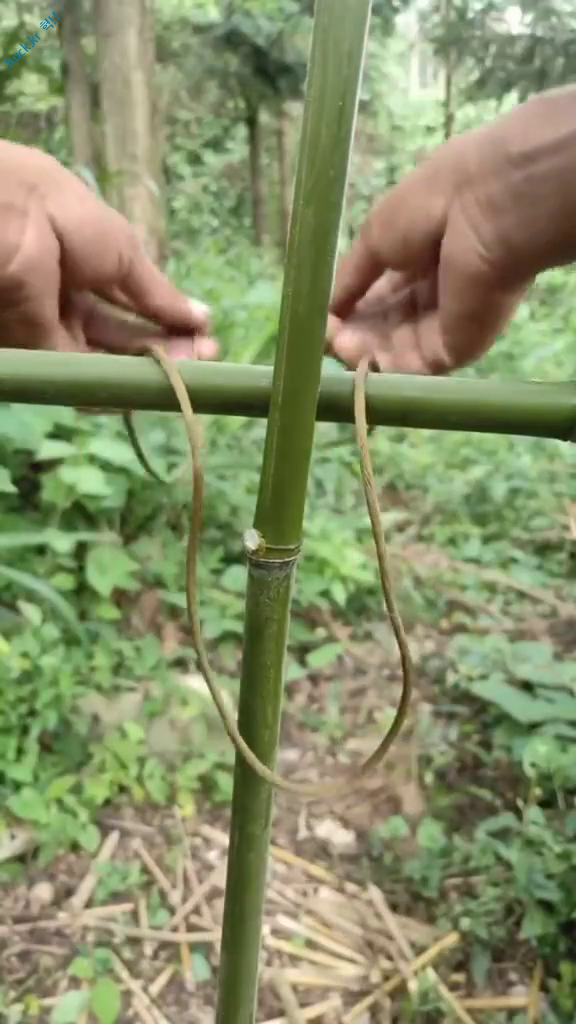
214,3 -> 372,1023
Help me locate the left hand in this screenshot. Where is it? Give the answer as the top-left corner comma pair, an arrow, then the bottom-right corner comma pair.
0,139 -> 219,360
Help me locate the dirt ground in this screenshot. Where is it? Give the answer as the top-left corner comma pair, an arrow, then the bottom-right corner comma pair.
3,608 -> 567,1022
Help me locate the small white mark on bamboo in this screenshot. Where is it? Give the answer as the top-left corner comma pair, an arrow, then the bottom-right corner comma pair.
244,528 -> 265,554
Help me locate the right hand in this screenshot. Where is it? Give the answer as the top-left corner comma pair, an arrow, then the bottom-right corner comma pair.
328,85 -> 576,374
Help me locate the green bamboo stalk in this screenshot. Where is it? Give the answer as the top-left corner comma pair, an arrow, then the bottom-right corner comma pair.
215,3 -> 372,1022
0,349 -> 574,439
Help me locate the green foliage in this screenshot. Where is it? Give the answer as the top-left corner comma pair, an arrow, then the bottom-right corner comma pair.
48,950 -> 122,1024
419,0 -> 576,103
372,806 -> 576,997
447,634 -> 576,730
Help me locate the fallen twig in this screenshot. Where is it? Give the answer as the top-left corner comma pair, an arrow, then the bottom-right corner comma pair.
271,970 -> 307,1024
528,961 -> 543,1023
368,885 -> 474,1024
67,830 -> 120,914
133,839 -> 179,907
112,954 -> 173,1024
262,994 -> 343,1024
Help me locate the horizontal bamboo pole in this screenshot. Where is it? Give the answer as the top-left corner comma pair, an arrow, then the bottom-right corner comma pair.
0,350 -> 573,439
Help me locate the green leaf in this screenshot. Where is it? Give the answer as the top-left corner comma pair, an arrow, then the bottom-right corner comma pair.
286,659 -> 307,682
85,436 -> 140,470
85,545 -> 140,598
329,579 -> 347,606
68,956 -> 95,981
508,640 -> 554,665
519,904 -> 554,941
143,758 -> 170,804
220,564 -> 248,592
78,823 -> 102,853
512,660 -> 576,689
57,463 -> 112,497
415,817 -> 447,851
306,642 -> 343,670
6,787 -> 48,824
468,677 -> 576,725
16,600 -> 43,627
160,590 -> 187,610
192,951 -> 213,983
374,815 -> 411,841
0,529 -> 116,552
45,775 -> 77,801
0,467 -> 16,493
0,565 -> 85,641
36,439 -> 78,461
0,405 -> 68,449
50,989 -> 91,1024
90,977 -> 122,1024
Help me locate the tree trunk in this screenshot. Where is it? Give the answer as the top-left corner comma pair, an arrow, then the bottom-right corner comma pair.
92,0 -> 165,263
59,0 -> 97,173
441,0 -> 455,140
246,104 -> 265,247
276,103 -> 291,254
443,60 -> 454,140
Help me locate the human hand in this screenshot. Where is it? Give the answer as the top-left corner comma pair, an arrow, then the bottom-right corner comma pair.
0,140 -> 218,360
328,86 -> 576,374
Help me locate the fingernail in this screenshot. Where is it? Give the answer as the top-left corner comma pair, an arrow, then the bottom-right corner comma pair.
188,298 -> 210,320
195,337 -> 219,361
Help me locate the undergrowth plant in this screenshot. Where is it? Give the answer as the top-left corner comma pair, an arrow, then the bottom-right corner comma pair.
1,262 -> 572,844
0,17 -> 574,1014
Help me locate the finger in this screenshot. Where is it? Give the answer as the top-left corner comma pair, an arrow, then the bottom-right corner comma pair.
325,312 -> 343,349
94,284 -> 138,314
351,270 -> 411,318
328,322 -> 380,368
162,336 -> 219,361
331,157 -> 451,320
328,275 -> 447,374
54,192 -> 212,336
438,208 -> 529,368
49,324 -> 90,353
88,329 -> 219,361
77,292 -> 167,350
76,293 -> 218,360
118,239 -> 211,336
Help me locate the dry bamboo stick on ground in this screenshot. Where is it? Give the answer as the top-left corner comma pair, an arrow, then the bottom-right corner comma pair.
81,902 -> 134,918
528,962 -> 543,1023
133,839 -> 179,906
138,894 -> 153,958
67,830 -> 120,913
461,996 -> 529,1011
343,923 -> 461,1022
368,886 -> 474,1024
112,955 -> 173,1024
78,919 -> 218,944
176,809 -> 214,928
271,970 -> 307,1024
148,966 -> 175,999
266,936 -> 366,974
269,968 -> 364,991
262,994 -> 343,1024
146,863 -> 224,959
274,913 -> 368,966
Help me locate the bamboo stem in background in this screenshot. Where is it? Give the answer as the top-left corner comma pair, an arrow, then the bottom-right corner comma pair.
215,3 -> 372,1023
0,350 -> 574,439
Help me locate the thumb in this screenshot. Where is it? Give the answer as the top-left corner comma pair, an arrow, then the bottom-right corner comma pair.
118,242 -> 211,335
437,207 -> 529,368
331,155 -> 452,320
